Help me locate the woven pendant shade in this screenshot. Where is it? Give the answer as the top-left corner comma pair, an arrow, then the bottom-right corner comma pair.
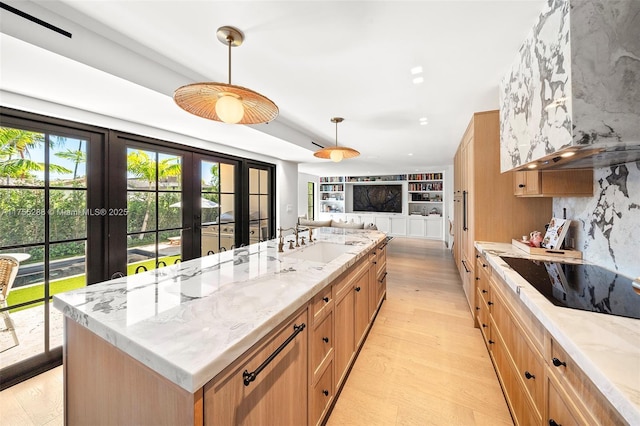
173,26 -> 278,125
314,117 -> 360,162
313,146 -> 360,160
174,82 -> 279,124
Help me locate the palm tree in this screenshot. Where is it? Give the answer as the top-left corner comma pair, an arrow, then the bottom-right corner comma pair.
127,150 -> 181,238
55,141 -> 86,182
0,127 -> 71,184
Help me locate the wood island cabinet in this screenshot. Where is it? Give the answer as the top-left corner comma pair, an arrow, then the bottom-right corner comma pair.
474,250 -> 626,426
203,308 -> 309,425
64,242 -> 387,426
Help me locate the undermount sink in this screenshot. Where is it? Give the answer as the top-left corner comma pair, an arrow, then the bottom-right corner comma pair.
284,241 -> 354,263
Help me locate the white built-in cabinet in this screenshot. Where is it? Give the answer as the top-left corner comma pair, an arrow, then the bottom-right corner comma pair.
318,173 -> 446,240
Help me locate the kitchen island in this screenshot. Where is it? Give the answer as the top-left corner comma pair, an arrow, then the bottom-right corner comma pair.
53,227 -> 388,425
475,242 -> 639,425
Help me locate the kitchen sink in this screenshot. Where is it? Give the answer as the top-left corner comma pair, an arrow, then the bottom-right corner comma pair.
284,242 -> 354,263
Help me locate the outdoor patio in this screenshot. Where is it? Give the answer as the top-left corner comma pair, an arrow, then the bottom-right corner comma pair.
0,303 -> 64,368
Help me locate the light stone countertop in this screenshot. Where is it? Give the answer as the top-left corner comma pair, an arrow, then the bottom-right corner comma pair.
475,241 -> 640,425
53,228 -> 386,393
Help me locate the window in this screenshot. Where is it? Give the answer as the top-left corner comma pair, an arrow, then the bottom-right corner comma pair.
126,148 -> 183,274
307,182 -> 315,220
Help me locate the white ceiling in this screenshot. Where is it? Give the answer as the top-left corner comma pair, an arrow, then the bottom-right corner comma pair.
0,0 -> 543,176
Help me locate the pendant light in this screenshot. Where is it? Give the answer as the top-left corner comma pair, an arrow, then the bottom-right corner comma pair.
173,26 -> 279,124
314,117 -> 360,162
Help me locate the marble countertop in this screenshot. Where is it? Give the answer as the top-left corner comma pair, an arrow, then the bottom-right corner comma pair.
475,241 -> 640,425
53,228 -> 386,393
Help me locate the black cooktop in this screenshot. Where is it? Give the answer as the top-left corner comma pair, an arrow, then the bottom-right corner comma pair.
500,256 -> 640,320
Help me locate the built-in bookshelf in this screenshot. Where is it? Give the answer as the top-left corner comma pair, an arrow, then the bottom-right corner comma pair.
317,172 -> 446,240
319,176 -> 344,213
407,172 -> 444,216
346,174 -> 406,182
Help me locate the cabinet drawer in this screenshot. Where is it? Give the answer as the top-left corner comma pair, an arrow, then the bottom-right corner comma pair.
310,360 -> 334,426
311,286 -> 333,323
476,289 -> 490,343
375,243 -> 386,277
518,337 -> 544,415
548,339 -> 624,426
310,311 -> 333,383
490,322 -> 542,426
547,378 -> 582,426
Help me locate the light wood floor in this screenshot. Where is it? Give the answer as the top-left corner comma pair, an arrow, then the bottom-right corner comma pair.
0,237 -> 512,426
327,237 -> 513,425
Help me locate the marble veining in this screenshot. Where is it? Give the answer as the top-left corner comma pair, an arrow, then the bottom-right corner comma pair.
553,161 -> 640,278
54,228 -> 385,393
476,241 -> 640,424
499,0 -> 640,172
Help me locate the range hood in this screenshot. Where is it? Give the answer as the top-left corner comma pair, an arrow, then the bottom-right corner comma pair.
499,0 -> 640,173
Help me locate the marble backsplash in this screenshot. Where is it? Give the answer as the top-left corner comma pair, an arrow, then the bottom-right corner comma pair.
553,161 -> 640,278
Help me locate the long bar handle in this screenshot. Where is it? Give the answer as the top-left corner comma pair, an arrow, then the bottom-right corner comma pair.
378,272 -> 388,283
243,323 -> 306,386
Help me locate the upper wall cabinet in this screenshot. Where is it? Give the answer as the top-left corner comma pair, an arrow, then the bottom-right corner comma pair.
499,0 -> 640,172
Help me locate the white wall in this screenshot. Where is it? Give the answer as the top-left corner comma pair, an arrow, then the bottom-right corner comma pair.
553,162 -> 640,279
276,161 -> 299,229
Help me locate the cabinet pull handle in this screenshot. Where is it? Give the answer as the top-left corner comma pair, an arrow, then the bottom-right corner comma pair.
323,296 -> 329,303
488,340 -> 495,344
482,323 -> 487,328
482,263 -> 487,268
373,261 -> 377,265
548,420 -> 561,426
552,357 -> 566,368
355,286 -> 361,292
242,323 -> 306,386
524,371 -> 535,380
378,272 -> 388,283
461,259 -> 470,273
135,265 -> 147,274
518,184 -> 525,188
323,389 -> 329,396
475,307 -> 480,311
487,301 -> 493,306
462,190 -> 468,231
322,337 -> 329,343
482,289 -> 488,294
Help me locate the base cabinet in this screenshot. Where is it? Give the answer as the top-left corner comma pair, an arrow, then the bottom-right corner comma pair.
203,308 -> 309,425
63,243 -> 386,426
475,250 -> 627,426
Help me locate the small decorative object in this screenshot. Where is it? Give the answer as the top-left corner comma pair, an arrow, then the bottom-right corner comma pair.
529,230 -> 543,247
542,217 -> 570,249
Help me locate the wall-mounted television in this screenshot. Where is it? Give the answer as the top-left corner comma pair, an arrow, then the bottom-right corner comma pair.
352,184 -> 403,213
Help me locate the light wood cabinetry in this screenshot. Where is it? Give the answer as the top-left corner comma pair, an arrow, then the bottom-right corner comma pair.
475,249 -> 627,426
64,243 -> 386,426
513,170 -> 593,197
453,110 -> 552,312
204,308 -> 309,425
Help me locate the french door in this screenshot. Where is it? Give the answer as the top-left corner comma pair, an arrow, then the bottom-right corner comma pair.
0,115 -> 105,388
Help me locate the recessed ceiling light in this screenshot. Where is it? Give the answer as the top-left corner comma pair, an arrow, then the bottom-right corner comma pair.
412,76 -> 424,84
419,117 -> 428,125
408,153 -> 413,156
411,66 -> 423,75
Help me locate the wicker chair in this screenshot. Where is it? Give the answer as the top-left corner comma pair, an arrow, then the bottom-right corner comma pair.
0,255 -> 20,350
